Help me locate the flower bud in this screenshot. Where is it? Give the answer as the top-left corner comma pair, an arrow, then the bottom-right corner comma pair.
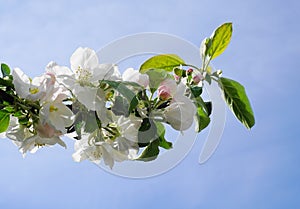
158,85 -> 172,100
187,68 -> 193,75
193,74 -> 203,84
157,79 -> 177,101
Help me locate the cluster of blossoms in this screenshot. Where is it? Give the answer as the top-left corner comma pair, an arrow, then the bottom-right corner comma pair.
0,23 -> 255,169
0,47 -> 207,168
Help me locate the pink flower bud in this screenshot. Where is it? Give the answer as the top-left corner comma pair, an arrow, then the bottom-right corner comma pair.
158,85 -> 172,100
187,68 -> 193,75
174,74 -> 180,81
193,74 -> 203,84
157,79 -> 177,100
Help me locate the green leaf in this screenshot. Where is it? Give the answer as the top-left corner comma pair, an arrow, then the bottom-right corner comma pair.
13,110 -> 23,117
138,118 -> 157,147
174,68 -> 186,77
0,111 -> 10,133
0,89 -> 14,104
84,111 -> 98,133
137,139 -> 160,162
145,69 -> 170,93
219,77 -> 255,129
18,115 -> 29,126
190,86 -> 203,98
1,63 -> 11,77
101,80 -> 139,114
155,122 -> 172,149
140,54 -> 185,73
0,77 -> 14,88
121,81 -> 144,89
206,22 -> 233,60
205,101 -> 212,116
2,106 -> 15,113
195,106 -> 210,132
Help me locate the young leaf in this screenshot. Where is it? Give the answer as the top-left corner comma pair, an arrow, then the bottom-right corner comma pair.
200,37 -> 211,59
207,22 -> 233,60
195,106 -> 210,132
174,68 -> 186,77
137,139 -> 160,162
101,80 -> 139,114
219,77 -> 255,129
0,111 -> 10,133
155,122 -> 172,149
1,63 -> 11,77
140,54 -> 185,73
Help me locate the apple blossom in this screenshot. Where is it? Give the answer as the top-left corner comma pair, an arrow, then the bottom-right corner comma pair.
12,68 -> 51,101
56,47 -> 121,111
6,118 -> 66,156
39,91 -> 74,133
72,115 -> 141,168
157,79 -> 177,100
163,83 -> 196,131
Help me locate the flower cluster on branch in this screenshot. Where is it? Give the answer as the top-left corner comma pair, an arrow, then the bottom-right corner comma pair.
0,23 -> 255,168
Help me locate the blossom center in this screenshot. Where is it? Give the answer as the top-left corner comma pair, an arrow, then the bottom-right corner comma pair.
49,105 -> 58,112
76,66 -> 92,86
29,87 -> 39,94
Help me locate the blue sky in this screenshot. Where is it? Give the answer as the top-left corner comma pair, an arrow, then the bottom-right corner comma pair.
0,0 -> 299,208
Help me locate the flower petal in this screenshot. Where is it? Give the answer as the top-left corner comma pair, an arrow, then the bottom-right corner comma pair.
70,47 -> 99,72
12,68 -> 31,98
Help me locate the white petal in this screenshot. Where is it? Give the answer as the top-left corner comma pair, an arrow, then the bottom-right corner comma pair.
46,61 -> 73,77
122,68 -> 149,87
70,47 -> 99,72
91,64 -> 121,82
12,68 -> 30,98
165,96 -> 196,131
73,85 -> 104,111
100,144 -> 115,169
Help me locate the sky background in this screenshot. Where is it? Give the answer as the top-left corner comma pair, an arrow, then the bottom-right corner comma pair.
0,0 -> 299,208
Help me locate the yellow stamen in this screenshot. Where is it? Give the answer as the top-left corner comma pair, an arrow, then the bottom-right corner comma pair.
49,105 -> 58,112
29,88 -> 39,94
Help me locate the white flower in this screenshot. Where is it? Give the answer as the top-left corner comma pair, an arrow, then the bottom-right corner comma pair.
6,118 -> 66,156
12,68 -> 50,101
58,47 -> 121,111
122,68 -> 149,88
39,91 -> 74,133
163,82 -> 196,131
72,115 -> 142,168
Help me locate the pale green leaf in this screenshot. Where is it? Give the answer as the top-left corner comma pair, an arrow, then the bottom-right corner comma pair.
207,22 -> 233,60
140,54 -> 185,73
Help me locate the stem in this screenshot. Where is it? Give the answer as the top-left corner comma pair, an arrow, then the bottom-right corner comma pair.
183,64 -> 201,72
149,92 -> 154,101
